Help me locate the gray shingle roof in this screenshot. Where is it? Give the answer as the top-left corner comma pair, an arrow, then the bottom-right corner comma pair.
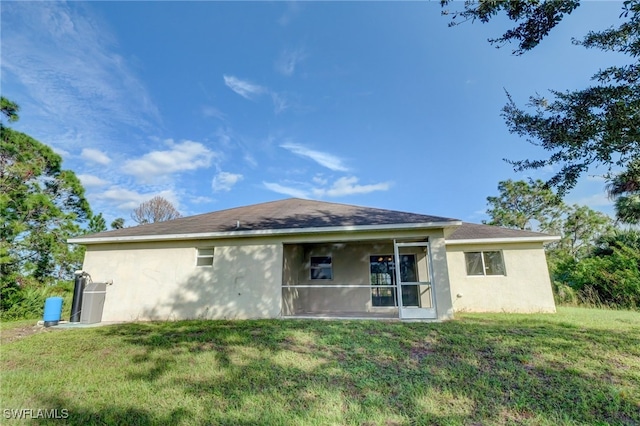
447,222 -> 556,241
80,198 -> 459,240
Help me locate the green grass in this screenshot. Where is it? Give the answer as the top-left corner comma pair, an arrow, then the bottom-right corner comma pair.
1,307 -> 639,425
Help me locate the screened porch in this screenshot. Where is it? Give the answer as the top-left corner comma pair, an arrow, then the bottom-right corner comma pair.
281,240 -> 436,320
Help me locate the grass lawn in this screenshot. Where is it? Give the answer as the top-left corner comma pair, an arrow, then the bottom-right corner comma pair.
1,307 -> 639,425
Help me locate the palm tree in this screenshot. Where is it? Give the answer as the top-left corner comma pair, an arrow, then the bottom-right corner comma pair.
607,160 -> 640,225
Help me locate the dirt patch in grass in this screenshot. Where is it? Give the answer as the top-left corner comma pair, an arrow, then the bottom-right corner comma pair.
0,321 -> 61,344
409,342 -> 436,363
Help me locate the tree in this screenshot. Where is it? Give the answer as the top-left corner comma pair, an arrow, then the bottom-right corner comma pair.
607,159 -> 640,224
544,204 -> 614,260
88,213 -> 107,234
556,229 -> 640,309
441,0 -> 581,55
131,196 -> 181,224
1,99 -> 91,286
111,217 -> 125,230
485,179 -> 563,230
613,196 -> 640,225
593,228 -> 640,256
442,0 -> 640,219
485,179 -> 613,255
1,97 -> 19,123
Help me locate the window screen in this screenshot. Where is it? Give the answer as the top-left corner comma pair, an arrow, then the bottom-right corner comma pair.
464,251 -> 505,276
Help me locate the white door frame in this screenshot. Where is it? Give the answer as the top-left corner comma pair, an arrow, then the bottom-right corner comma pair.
393,240 -> 438,320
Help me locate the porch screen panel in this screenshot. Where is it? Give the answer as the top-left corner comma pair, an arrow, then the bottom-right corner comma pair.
370,255 -> 396,307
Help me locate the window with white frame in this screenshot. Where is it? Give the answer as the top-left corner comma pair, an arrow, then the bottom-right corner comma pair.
196,248 -> 214,267
464,251 -> 505,276
310,256 -> 332,280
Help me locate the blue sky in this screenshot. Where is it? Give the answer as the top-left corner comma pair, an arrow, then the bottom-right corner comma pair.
1,1 -> 627,226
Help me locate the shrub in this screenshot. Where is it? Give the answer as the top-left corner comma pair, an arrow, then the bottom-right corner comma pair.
550,229 -> 640,310
0,279 -> 74,321
552,281 -> 579,305
563,246 -> 640,309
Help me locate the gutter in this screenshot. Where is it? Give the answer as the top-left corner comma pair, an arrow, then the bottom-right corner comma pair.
445,235 -> 561,245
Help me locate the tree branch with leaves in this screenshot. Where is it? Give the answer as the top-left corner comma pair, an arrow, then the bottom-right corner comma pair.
1,98 -> 91,285
442,0 -> 640,223
485,179 -> 563,230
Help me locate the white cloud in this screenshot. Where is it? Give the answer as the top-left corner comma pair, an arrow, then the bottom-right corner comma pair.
214,126 -> 258,167
81,148 -> 111,165
312,175 -> 328,186
275,48 -> 306,76
52,146 -> 71,158
222,74 -> 293,116
212,171 -> 243,192
94,187 -> 179,211
78,174 -> 109,187
223,75 -> 266,100
244,153 -> 258,168
123,140 -> 216,183
222,75 -> 288,114
215,127 -> 233,147
264,176 -> 390,199
278,2 -> 300,26
202,105 -> 226,120
190,195 -> 214,204
568,192 -> 614,208
1,2 -> 160,151
263,182 -> 310,199
271,93 -> 289,114
280,142 -> 349,172
313,176 -> 392,197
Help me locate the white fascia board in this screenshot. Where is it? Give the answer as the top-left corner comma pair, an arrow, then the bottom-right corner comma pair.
445,235 -> 561,245
68,221 -> 463,244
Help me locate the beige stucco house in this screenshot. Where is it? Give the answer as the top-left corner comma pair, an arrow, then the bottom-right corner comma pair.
69,198 -> 558,322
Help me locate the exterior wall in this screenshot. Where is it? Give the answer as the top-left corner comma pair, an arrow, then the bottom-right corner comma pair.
80,227 -> 455,322
82,240 -> 283,321
429,235 -> 455,319
446,242 -> 556,313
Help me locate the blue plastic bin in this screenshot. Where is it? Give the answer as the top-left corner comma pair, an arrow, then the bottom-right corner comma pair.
43,296 -> 63,327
